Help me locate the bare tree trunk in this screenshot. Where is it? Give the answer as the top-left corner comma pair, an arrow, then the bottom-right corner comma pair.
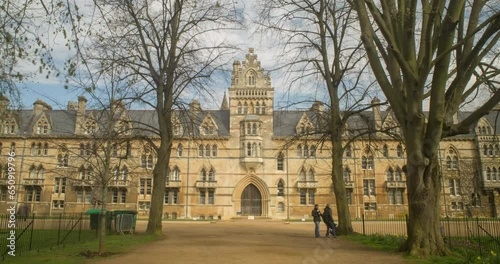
146,108 -> 173,235
402,147 -> 449,257
331,138 -> 353,235
98,186 -> 107,254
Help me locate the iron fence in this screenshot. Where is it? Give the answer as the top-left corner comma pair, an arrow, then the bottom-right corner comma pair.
0,213 -> 96,259
352,214 -> 500,257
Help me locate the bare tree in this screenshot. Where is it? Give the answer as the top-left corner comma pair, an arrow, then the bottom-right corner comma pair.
352,0 -> 500,257
64,0 -> 242,235
0,0 -> 68,104
258,0 -> 383,234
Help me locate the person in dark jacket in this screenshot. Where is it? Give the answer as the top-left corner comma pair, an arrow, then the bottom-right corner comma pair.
311,204 -> 322,238
322,204 -> 336,238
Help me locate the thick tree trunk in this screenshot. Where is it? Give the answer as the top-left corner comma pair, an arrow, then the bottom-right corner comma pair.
403,153 -> 449,257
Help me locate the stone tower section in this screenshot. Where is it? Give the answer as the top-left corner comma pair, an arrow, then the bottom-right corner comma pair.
228,48 -> 274,172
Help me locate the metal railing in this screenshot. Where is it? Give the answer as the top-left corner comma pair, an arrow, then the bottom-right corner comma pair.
0,213 -> 96,259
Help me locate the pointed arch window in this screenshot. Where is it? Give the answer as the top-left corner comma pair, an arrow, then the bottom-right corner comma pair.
121,166 -> 128,181
238,102 -> 242,114
79,166 -> 86,180
492,167 -> 497,181
297,145 -> 302,157
243,102 -> 248,114
212,145 -> 218,157
173,167 -> 180,181
361,156 -> 367,169
487,167 -> 492,180
308,170 -> 315,181
252,142 -> 257,157
113,166 -> 119,181
299,169 -> 306,181
382,145 -> 388,157
387,167 -> 394,181
345,145 -> 351,158
177,144 -> 183,157
200,168 -> 207,181
310,145 -> 316,157
343,167 -> 351,181
205,144 -> 211,157
395,167 -> 402,181
303,145 -> 309,157
396,144 -> 403,158
277,152 -> 284,171
57,154 -> 63,167
208,169 -> 215,181
198,145 -> 204,157
37,165 -> 44,179
367,156 -> 374,169
277,180 -> 284,196
147,155 -> 153,169
489,145 -> 494,156
29,165 -> 37,178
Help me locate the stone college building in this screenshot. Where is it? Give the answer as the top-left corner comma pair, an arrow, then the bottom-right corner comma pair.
1,49 -> 499,219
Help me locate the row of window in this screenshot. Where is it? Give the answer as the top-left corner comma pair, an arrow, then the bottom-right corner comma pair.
297,144 -> 316,158
482,144 -> 500,157
477,126 -> 493,135
197,144 -> 218,157
237,101 -> 267,115
486,167 -> 500,181
241,141 -> 262,157
240,122 -> 261,136
30,142 -> 49,156
345,144 -> 404,158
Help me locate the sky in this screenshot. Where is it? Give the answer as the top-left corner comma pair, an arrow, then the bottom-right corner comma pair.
13,0 -> 495,113
18,0 -> 285,111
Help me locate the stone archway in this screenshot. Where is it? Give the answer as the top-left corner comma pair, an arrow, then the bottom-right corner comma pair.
233,175 -> 270,217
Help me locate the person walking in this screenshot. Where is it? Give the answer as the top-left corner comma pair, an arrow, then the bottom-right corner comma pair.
322,204 -> 336,238
311,204 -> 322,238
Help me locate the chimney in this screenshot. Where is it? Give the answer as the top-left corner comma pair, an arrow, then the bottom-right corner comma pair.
110,99 -> 127,115
77,96 -> 87,115
33,99 -> 52,116
67,101 -> 77,110
371,97 -> 382,129
310,101 -> 324,112
189,99 -> 202,115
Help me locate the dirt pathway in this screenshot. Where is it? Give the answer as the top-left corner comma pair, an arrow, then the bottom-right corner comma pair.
96,220 -> 408,264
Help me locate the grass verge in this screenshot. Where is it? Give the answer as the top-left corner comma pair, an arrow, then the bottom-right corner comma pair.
1,232 -> 162,264
344,233 -> 500,264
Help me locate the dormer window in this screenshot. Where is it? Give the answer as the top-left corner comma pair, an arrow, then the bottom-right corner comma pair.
3,120 -> 16,134
116,120 -> 130,134
172,114 -> 183,136
85,121 -> 97,134
200,115 -> 218,136
36,120 -> 50,134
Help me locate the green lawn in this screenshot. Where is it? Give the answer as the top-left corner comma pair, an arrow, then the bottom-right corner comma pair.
1,233 -> 162,264
344,233 -> 500,264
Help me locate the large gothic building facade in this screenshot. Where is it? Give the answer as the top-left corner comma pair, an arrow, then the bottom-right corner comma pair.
1,49 -> 499,219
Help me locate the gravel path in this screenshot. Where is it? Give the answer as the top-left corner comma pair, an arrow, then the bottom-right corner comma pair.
96,220 -> 408,264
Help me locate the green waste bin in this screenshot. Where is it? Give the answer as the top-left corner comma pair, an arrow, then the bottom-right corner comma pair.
113,210 -> 137,233
85,209 -> 113,231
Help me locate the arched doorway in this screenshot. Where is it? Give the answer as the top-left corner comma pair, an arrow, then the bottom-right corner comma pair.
241,184 -> 262,216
